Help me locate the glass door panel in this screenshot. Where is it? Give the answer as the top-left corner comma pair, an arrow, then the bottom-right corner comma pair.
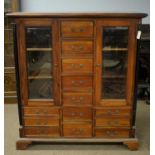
25,27 -> 53,99
102,27 -> 128,99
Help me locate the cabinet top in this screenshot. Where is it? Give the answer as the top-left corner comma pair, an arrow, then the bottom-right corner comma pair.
7,12 -> 147,19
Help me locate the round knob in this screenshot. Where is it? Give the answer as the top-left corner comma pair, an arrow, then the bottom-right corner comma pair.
79,64 -> 84,68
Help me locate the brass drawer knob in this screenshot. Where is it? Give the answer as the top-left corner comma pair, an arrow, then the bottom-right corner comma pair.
79,64 -> 84,68
108,121 -> 119,126
71,64 -> 75,68
71,97 -> 75,100
79,80 -> 84,84
71,28 -> 84,33
71,112 -> 76,116
79,112 -> 83,116
38,129 -> 45,134
80,97 -> 84,100
106,131 -> 117,137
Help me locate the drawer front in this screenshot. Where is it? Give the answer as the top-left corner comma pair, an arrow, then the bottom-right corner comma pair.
23,127 -> 60,137
63,124 -> 92,137
95,128 -> 130,138
63,107 -> 92,121
95,118 -> 130,127
63,93 -> 92,106
61,21 -> 93,37
4,72 -> 16,92
95,107 -> 131,117
62,41 -> 93,54
62,59 -> 92,73
62,76 -> 92,91
24,117 -> 59,126
23,107 -> 59,116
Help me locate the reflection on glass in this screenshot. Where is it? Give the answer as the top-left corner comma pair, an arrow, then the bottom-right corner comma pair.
27,51 -> 52,77
26,27 -> 52,48
102,27 -> 128,99
25,27 -> 53,99
28,79 -> 52,99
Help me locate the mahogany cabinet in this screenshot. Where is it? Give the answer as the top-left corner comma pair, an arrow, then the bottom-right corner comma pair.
7,13 -> 147,150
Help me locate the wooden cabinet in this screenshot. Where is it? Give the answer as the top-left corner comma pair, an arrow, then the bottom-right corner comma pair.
4,0 -> 19,104
7,13 -> 147,150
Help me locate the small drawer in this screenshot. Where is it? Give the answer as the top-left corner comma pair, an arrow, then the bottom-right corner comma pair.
62,76 -> 93,92
95,118 -> 130,127
24,117 -> 59,126
61,21 -> 93,38
63,123 -> 92,137
95,107 -> 131,117
95,128 -> 130,138
23,107 -> 59,116
62,59 -> 92,73
63,93 -> 92,106
23,127 -> 60,138
62,41 -> 93,54
63,107 -> 92,121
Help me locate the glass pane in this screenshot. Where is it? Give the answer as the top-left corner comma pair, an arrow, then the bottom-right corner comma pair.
102,27 -> 128,99
25,27 -> 53,99
26,27 -> 52,48
28,79 -> 53,99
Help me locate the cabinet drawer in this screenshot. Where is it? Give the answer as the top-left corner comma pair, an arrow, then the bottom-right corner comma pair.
23,107 -> 59,116
62,41 -> 93,54
63,107 -> 92,121
95,107 -> 131,117
61,21 -> 93,37
95,118 -> 130,127
62,76 -> 93,91
63,124 -> 92,137
95,128 -> 130,138
23,127 -> 60,137
24,117 -> 59,126
63,93 -> 92,106
62,59 -> 92,73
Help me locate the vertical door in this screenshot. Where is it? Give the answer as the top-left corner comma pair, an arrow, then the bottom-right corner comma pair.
95,20 -> 137,106
17,19 -> 59,106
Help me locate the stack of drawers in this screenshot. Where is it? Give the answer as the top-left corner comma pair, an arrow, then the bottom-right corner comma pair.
22,107 -> 60,137
61,21 -> 94,137
94,107 -> 131,138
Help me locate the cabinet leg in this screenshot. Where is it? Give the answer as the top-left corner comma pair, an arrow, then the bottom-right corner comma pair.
16,140 -> 32,150
123,140 -> 139,151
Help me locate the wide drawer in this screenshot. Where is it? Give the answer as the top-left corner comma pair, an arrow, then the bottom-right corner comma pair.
62,41 -> 93,54
62,59 -> 92,73
95,128 -> 130,138
63,123 -> 92,137
61,21 -> 93,37
95,107 -> 131,117
63,92 -> 92,106
23,107 -> 59,116
95,117 -> 130,127
23,117 -> 59,126
62,76 -> 93,92
63,107 -> 92,121
23,127 -> 60,137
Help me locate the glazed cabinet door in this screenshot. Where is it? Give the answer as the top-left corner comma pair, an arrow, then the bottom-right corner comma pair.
17,19 -> 59,106
95,20 -> 137,106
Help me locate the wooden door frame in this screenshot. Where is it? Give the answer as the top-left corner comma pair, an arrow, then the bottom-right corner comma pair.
95,19 -> 138,107
16,18 -> 59,106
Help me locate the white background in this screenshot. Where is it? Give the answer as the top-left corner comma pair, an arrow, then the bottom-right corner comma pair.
20,0 -> 150,23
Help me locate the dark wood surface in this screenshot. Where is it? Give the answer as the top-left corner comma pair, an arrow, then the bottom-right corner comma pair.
7,12 -> 147,18
12,13 -> 146,150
